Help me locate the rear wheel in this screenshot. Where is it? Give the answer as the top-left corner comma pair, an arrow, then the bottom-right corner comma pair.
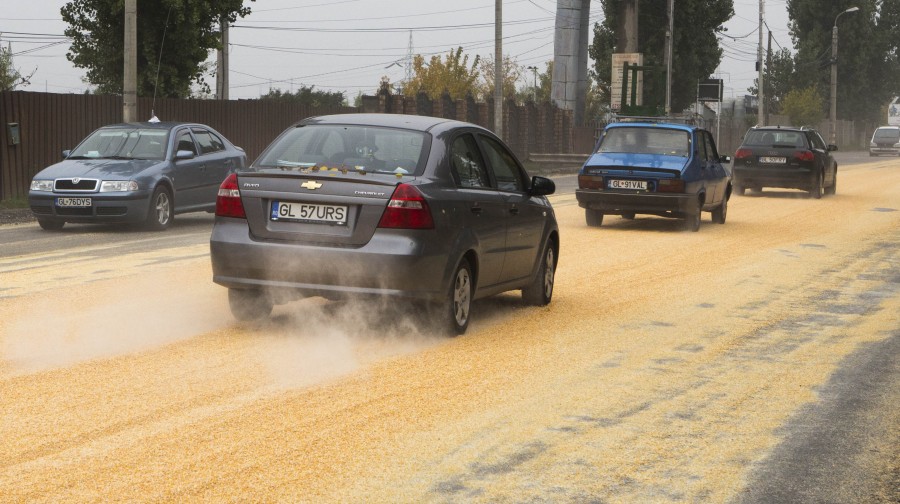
712,195 -> 728,224
585,209 -> 604,227
37,218 -> 64,231
522,241 -> 556,306
438,258 -> 473,336
685,211 -> 701,232
145,185 -> 173,230
734,185 -> 745,196
825,170 -> 837,195
228,289 -> 273,321
621,212 -> 635,220
808,171 -> 823,199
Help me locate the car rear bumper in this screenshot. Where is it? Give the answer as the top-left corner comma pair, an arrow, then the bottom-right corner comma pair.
28,191 -> 151,224
575,189 -> 696,216
209,217 -> 451,302
869,147 -> 900,156
732,166 -> 814,190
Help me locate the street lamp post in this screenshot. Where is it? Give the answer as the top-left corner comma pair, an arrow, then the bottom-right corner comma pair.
831,6 -> 859,146
527,65 -> 538,102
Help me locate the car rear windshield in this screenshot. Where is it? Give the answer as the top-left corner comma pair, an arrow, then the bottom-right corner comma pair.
597,127 -> 690,157
742,130 -> 808,148
254,124 -> 428,175
873,128 -> 900,141
70,128 -> 169,160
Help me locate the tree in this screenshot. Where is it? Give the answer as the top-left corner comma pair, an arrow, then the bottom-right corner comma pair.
1,41 -> 32,91
477,54 -> 522,103
787,0 -> 900,122
61,0 -> 252,98
748,48 -> 796,115
781,86 -> 825,126
403,47 -> 480,100
259,85 -> 345,107
589,0 -> 734,112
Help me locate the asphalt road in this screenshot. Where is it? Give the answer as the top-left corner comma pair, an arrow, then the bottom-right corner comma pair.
0,153 -> 897,502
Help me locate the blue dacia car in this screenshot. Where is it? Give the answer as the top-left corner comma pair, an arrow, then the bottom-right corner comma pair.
575,119 -> 732,232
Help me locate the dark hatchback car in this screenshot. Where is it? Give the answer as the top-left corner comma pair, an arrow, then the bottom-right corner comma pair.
209,113 -> 559,335
29,121 -> 246,230
733,126 -> 837,198
576,120 -> 732,232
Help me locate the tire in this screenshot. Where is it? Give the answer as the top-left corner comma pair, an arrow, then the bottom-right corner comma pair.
808,171 -> 823,199
585,209 -> 604,227
712,195 -> 727,224
685,211 -> 701,232
734,185 -> 745,196
522,240 -> 556,306
825,169 -> 837,196
228,288 -> 273,321
621,212 -> 635,220
37,218 -> 65,231
441,258 -> 473,336
145,185 -> 173,230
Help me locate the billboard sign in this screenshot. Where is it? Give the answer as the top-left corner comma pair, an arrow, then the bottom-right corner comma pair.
610,53 -> 643,111
889,97 -> 900,126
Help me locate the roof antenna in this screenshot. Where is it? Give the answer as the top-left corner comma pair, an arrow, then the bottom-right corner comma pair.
149,6 -> 173,122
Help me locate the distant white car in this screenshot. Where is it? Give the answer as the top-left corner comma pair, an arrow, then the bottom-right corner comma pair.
869,126 -> 900,156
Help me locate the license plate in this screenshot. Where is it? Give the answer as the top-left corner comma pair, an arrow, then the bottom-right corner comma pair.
271,201 -> 347,224
759,156 -> 786,164
56,197 -> 91,207
609,179 -> 647,190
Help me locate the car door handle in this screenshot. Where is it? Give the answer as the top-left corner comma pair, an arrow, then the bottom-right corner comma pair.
470,205 -> 483,215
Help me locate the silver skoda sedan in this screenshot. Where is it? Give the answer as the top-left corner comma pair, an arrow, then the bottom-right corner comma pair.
209,113 -> 559,335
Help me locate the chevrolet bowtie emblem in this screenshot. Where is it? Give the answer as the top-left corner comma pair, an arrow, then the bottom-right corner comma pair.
300,180 -> 322,190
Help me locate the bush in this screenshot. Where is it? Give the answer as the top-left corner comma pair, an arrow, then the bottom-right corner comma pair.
782,86 -> 825,127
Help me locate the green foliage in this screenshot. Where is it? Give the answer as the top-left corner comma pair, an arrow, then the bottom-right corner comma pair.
787,0 -> 900,122
0,42 -> 26,91
589,0 -> 734,112
403,47 -> 481,100
61,0 -> 252,98
259,85 -> 345,107
781,86 -> 824,126
477,54 -> 521,102
748,48 -> 796,115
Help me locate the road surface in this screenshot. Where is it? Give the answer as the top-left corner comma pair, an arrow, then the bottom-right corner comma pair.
0,155 -> 897,502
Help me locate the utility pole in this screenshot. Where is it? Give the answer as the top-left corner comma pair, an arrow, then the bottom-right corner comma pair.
123,0 -> 137,122
494,0 -> 503,138
757,0 -> 764,126
527,65 -> 538,102
216,18 -> 229,100
764,30 -> 772,125
664,0 -> 674,115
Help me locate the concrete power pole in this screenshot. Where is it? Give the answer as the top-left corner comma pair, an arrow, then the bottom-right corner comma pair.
216,18 -> 229,100
123,0 -> 137,122
757,0 -> 764,126
494,0 -> 503,138
665,0 -> 673,115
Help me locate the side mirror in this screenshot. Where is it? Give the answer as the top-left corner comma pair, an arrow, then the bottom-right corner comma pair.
827,144 -> 838,151
175,149 -> 195,160
529,175 -> 556,196
62,149 -> 70,159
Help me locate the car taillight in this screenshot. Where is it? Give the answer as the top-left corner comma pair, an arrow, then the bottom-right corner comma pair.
794,150 -> 815,162
215,173 -> 246,219
578,174 -> 604,190
657,178 -> 685,193
377,183 -> 434,229
734,148 -> 752,160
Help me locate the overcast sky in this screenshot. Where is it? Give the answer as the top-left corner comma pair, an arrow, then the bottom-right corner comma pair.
2,0 -> 790,103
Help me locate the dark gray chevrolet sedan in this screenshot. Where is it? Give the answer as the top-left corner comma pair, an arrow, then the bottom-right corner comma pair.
29,121 -> 246,230
210,113 -> 559,335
